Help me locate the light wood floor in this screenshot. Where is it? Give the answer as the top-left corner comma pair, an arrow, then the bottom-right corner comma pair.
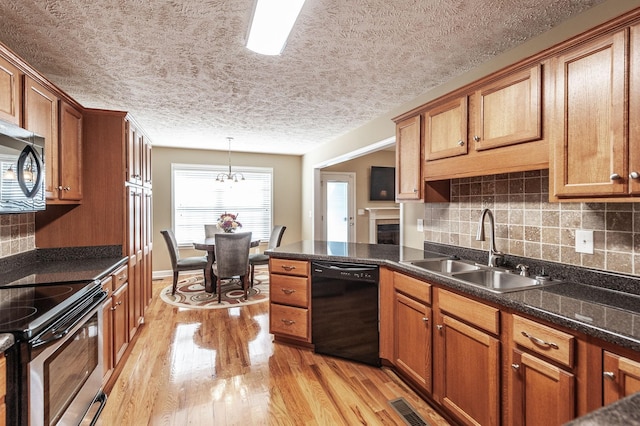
99,269 -> 451,425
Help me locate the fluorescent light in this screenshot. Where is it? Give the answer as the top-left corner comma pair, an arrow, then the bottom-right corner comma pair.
246,0 -> 306,55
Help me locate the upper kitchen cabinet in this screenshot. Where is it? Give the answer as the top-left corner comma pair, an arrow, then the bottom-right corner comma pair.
420,63 -> 547,181
550,30 -> 630,199
395,115 -> 422,201
473,64 -> 542,151
424,95 -> 468,161
23,76 -> 60,201
0,56 -> 21,125
58,101 -> 83,201
126,120 -> 143,186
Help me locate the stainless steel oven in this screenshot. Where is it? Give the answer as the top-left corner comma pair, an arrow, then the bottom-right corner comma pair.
1,280 -> 107,425
29,296 -> 103,426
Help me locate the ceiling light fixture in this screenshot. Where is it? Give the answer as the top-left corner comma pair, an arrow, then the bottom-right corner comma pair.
246,0 -> 307,55
216,137 -> 244,183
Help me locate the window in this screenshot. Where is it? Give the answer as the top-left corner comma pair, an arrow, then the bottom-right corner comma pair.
172,164 -> 273,245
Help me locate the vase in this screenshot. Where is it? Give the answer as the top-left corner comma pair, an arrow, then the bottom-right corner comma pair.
223,228 -> 234,233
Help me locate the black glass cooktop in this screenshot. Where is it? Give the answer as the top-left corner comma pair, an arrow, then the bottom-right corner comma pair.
0,280 -> 101,340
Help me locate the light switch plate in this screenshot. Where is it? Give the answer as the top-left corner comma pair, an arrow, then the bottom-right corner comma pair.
417,219 -> 424,232
575,229 -> 594,254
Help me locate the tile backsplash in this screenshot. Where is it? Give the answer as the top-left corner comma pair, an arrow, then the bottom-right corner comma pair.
423,170 -> 639,276
0,213 -> 35,258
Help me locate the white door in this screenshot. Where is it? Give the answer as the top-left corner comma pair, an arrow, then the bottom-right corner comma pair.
321,172 -> 356,242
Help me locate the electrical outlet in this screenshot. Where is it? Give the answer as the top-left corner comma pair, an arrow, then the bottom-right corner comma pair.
575,229 -> 594,254
417,219 -> 424,232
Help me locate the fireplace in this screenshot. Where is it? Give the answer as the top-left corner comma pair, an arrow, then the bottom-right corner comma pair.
365,207 -> 400,244
377,223 -> 399,245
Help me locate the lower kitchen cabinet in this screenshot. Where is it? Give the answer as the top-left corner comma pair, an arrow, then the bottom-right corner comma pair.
101,276 -> 114,384
510,349 -> 575,425
433,288 -> 501,426
102,264 -> 130,388
394,272 -> 432,393
602,350 -> 640,405
269,258 -> 311,344
0,353 -> 5,426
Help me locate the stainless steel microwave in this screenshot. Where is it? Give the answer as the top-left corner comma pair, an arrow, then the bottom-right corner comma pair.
0,119 -> 45,213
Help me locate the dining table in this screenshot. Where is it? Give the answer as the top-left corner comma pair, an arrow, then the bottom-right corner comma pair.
193,237 -> 261,293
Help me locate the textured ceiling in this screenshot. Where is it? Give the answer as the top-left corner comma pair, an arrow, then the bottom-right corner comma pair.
0,0 -> 605,155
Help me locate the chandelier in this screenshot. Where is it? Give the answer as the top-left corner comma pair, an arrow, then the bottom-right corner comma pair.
216,137 -> 244,183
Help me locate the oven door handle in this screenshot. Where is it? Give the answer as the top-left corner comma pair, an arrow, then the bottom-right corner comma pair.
32,290 -> 106,348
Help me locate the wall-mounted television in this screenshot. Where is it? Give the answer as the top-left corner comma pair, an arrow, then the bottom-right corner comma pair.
369,166 -> 395,201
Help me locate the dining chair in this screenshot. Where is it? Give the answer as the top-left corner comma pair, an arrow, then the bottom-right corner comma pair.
160,229 -> 209,295
204,224 -> 219,238
249,225 -> 286,286
213,232 -> 253,303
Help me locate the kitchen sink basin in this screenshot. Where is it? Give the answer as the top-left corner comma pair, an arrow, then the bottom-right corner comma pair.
451,269 -> 562,293
406,258 -> 481,274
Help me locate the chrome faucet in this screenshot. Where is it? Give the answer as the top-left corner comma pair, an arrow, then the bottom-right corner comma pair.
476,208 -> 503,267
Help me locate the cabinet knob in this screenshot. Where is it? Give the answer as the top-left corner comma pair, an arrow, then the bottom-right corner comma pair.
630,171 -> 640,179
474,135 -> 480,142
436,324 -> 443,331
603,371 -> 616,380
421,317 -> 429,323
511,363 -> 520,371
413,188 -> 418,193
610,173 -> 622,180
457,140 -> 465,146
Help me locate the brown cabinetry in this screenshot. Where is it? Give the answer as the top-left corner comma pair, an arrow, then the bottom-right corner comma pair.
424,96 -> 468,161
393,272 -> 432,393
433,288 -> 501,426
57,101 -> 83,201
269,258 -> 311,343
602,350 -> 640,406
0,353 -> 5,426
0,56 -> 21,125
395,115 -> 422,201
23,76 -> 59,201
102,264 -> 130,386
550,30 -> 629,198
101,276 -> 114,384
508,314 -> 576,425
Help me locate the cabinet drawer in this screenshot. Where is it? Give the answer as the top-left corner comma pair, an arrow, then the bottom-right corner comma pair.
0,353 -> 5,398
101,276 -> 113,298
437,288 -> 499,335
111,264 -> 128,291
512,314 -> 574,368
394,272 -> 431,305
270,258 -> 309,277
270,275 -> 309,307
270,303 -> 309,340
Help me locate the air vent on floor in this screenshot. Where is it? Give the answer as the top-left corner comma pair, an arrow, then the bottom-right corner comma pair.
388,397 -> 429,426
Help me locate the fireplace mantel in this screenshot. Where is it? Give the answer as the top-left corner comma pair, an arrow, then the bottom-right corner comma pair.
365,207 -> 400,243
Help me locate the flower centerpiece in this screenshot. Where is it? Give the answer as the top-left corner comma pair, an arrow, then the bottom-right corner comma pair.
217,212 -> 242,233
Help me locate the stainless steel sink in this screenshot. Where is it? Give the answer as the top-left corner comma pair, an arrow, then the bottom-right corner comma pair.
404,258 -> 481,274
451,269 -> 562,293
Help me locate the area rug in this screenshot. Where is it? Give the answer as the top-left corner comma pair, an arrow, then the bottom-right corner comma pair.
160,267 -> 269,309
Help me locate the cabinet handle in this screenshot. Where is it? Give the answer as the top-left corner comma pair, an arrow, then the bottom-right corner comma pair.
610,173 -> 621,180
281,319 -> 296,326
457,140 -> 465,146
603,371 -> 616,380
117,274 -> 127,282
110,306 -> 117,311
511,363 -> 520,370
520,331 -> 559,349
422,317 -> 429,323
473,135 -> 480,142
436,324 -> 443,331
281,265 -> 296,272
630,171 -> 640,179
281,288 -> 296,295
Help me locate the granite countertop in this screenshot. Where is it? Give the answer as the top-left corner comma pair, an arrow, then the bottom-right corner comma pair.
268,240 -> 640,425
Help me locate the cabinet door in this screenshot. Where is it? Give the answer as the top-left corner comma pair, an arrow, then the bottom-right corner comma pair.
126,121 -> 143,185
424,96 -> 468,161
395,292 -> 431,392
112,282 -> 129,366
24,76 -> 59,200
628,24 -> 640,195
552,30 -> 627,197
102,296 -> 114,384
510,349 -> 575,425
474,65 -> 542,151
396,115 -> 422,200
58,101 -> 83,201
603,351 -> 640,406
0,56 -> 21,124
435,314 -> 500,426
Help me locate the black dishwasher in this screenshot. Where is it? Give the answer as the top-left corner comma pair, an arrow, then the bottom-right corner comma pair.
311,261 -> 380,366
